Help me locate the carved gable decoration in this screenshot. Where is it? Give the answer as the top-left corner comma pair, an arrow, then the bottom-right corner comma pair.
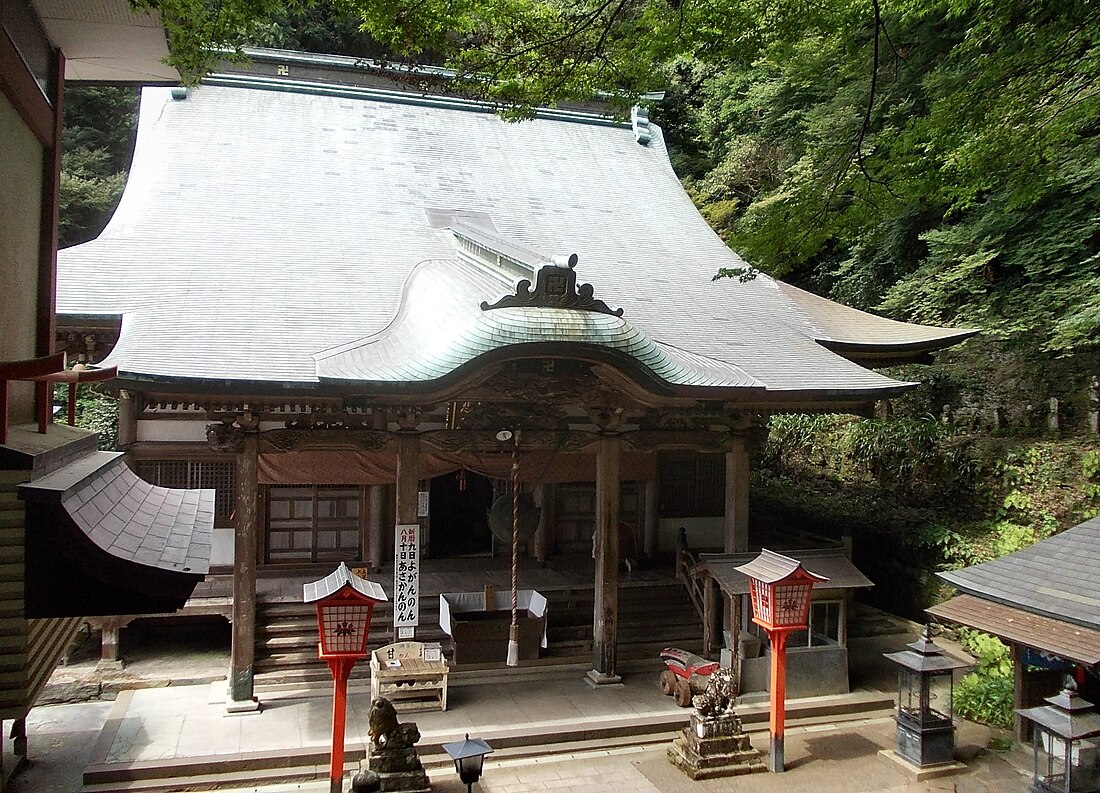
480,255 -> 624,316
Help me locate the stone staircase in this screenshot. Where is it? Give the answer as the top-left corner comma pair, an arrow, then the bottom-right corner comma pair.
253,579 -> 702,688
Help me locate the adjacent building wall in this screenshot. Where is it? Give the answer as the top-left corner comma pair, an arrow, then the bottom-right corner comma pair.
0,93 -> 44,425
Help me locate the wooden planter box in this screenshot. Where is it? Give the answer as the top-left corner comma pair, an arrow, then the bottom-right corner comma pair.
440,590 -> 548,665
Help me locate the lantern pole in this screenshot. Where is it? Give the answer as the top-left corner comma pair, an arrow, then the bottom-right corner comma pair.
506,430 -> 521,667
327,655 -> 355,793
767,629 -> 789,773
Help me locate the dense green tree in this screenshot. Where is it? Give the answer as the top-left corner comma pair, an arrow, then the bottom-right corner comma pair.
59,87 -> 138,247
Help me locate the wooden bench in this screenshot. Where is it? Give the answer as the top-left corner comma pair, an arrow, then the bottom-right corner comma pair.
370,641 -> 448,712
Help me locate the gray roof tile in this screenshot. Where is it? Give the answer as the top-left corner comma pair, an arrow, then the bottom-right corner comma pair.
939,517 -> 1100,630
56,83 -> 971,398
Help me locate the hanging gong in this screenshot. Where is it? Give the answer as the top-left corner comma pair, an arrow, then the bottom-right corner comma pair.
486,491 -> 541,543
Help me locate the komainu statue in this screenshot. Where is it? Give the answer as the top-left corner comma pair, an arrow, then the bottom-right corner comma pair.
692,667 -> 739,717
368,697 -> 400,748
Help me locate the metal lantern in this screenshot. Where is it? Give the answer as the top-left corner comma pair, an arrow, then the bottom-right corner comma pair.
734,549 -> 828,773
303,563 -> 387,793
883,624 -> 970,768
442,733 -> 494,793
1018,677 -> 1100,793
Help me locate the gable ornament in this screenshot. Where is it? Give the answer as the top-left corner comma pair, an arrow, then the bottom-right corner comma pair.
480,255 -> 624,317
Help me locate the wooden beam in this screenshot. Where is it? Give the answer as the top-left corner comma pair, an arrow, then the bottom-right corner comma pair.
588,435 -> 621,685
36,49 -> 62,359
0,29 -> 52,146
228,430 -> 260,709
724,436 -> 750,553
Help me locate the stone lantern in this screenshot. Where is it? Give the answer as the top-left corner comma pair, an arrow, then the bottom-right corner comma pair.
883,624 -> 970,768
1017,677 -> 1100,793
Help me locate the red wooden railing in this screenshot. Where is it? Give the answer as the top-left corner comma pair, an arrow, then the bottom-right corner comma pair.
0,353 -> 117,445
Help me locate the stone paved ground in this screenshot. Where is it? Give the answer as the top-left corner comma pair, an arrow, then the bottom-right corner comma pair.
444,716 -> 1032,793
7,700 -> 1033,793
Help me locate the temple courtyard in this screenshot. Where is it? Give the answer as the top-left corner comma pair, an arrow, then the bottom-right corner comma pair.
5,618 -> 1031,793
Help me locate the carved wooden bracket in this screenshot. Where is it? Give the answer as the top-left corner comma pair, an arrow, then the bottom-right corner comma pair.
480,257 -> 623,316
206,421 -> 246,452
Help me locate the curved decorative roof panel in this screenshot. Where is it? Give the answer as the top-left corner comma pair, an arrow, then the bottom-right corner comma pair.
314,258 -> 763,389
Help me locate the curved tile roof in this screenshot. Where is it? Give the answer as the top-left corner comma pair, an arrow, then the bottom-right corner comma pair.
55,79 -> 971,400
314,258 -> 763,389
22,451 -> 213,574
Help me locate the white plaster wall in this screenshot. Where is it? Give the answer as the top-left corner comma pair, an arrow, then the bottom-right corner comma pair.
136,419 -> 208,442
0,95 -> 45,425
657,516 -> 724,552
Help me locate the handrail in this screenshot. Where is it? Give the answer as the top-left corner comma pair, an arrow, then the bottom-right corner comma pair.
0,355 -> 117,445
0,352 -> 66,444
675,526 -> 706,625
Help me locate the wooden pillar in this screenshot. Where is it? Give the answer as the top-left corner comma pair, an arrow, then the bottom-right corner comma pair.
395,434 -> 419,526
703,576 -> 716,659
642,476 -> 658,560
368,484 -> 384,572
588,436 -> 621,685
98,616 -> 131,663
724,436 -> 750,553
729,593 -> 741,687
117,390 -> 137,452
1012,642 -> 1027,742
534,482 -> 554,564
228,429 -> 260,710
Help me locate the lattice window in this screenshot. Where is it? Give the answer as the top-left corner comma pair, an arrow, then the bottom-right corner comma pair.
136,459 -> 236,524
657,452 -> 725,518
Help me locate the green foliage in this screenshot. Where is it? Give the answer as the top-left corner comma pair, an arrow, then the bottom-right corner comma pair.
662,1 -> 1100,353
953,628 -> 1014,728
954,672 -> 1014,728
59,87 -> 138,247
762,414 -> 982,501
54,385 -> 119,451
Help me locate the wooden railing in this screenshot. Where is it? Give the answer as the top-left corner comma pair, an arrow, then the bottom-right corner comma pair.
675,526 -> 706,625
0,353 -> 116,444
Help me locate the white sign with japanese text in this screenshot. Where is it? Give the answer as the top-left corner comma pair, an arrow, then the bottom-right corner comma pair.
393,523 -> 420,628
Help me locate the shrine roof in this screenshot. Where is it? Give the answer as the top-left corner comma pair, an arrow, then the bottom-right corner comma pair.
56,79 -> 974,401
693,548 -> 871,595
21,451 -> 213,575
938,516 -> 1100,632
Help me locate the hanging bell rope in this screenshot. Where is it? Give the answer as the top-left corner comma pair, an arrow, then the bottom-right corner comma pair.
507,430 -> 521,667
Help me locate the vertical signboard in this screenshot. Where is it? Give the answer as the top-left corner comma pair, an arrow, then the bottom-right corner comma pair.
394,523 -> 420,637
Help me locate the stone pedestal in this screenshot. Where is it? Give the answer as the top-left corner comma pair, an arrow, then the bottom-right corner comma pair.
366,723 -> 430,793
667,713 -> 766,780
